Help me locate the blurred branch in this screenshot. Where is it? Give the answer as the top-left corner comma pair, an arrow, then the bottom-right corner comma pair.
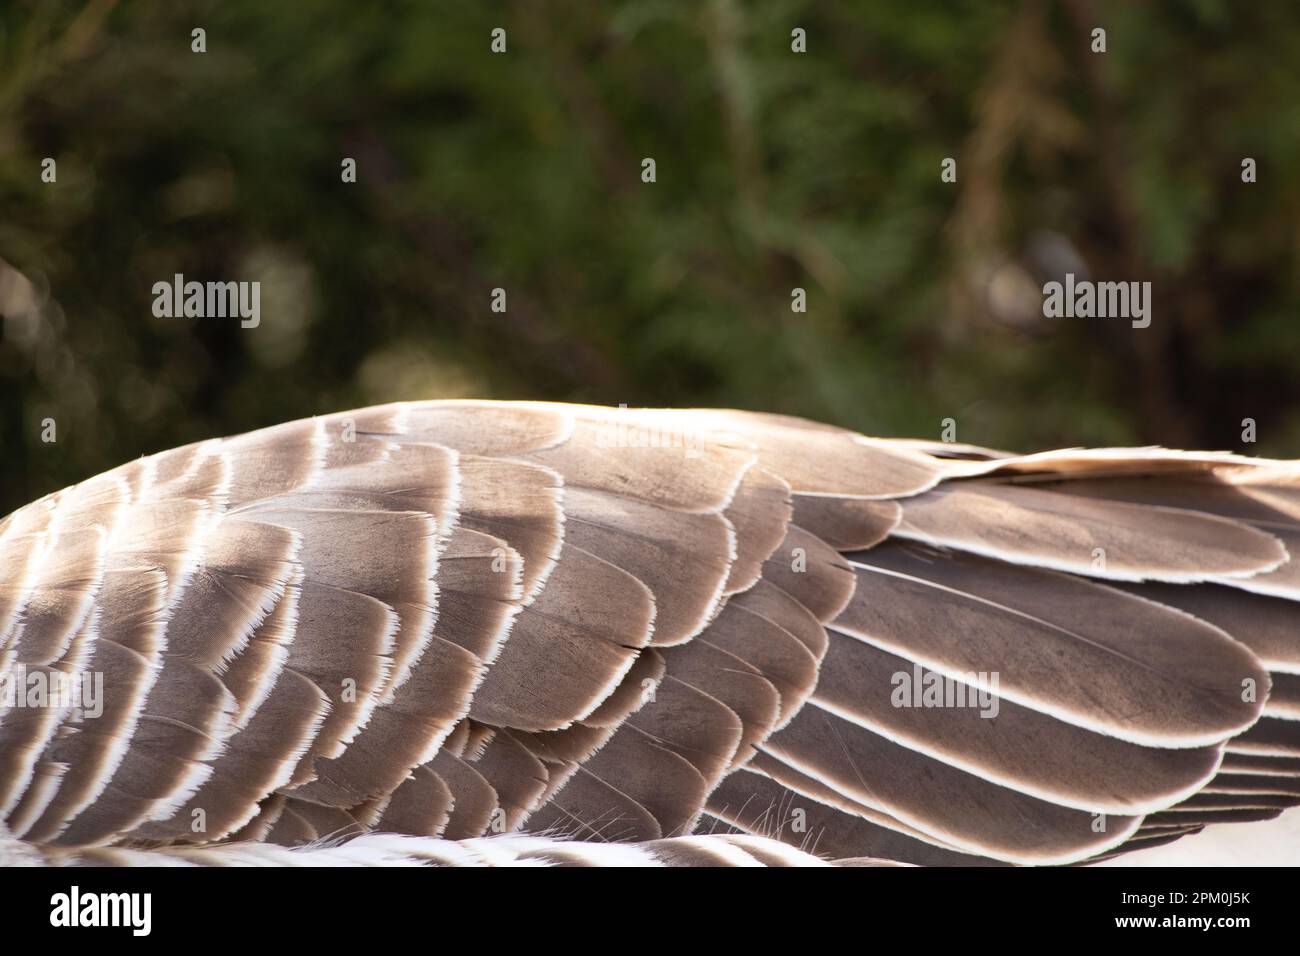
59,0 -> 119,62
948,0 -> 1080,327
704,0 -> 765,212
1,0 -> 117,113
1062,0 -> 1189,445
521,3 -> 637,199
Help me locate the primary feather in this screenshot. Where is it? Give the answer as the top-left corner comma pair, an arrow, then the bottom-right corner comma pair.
1,401 -> 1296,866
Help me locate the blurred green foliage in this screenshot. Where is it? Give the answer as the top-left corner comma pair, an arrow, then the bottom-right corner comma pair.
3,0 -> 1300,512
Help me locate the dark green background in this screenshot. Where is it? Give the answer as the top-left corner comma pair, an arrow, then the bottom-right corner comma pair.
4,0 -> 1299,514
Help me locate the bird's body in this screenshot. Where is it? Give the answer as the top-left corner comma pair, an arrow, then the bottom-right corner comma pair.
1,401 -> 1297,866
